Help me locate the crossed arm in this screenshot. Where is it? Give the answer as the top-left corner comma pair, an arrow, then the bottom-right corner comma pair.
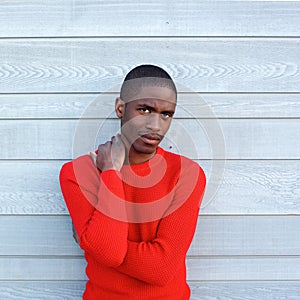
59,136 -> 206,286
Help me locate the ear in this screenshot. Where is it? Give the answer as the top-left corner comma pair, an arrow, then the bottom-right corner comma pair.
115,97 -> 125,119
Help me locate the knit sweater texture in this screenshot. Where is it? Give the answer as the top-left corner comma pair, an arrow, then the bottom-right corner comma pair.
59,147 -> 206,300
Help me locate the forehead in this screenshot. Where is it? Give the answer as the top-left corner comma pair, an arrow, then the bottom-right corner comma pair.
126,85 -> 176,105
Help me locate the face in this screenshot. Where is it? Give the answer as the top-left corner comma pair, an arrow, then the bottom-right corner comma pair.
115,85 -> 176,163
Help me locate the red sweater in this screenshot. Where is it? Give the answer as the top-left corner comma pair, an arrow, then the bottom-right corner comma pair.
59,147 -> 206,300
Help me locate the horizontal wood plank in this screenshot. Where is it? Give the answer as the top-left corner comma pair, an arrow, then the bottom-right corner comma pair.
0,258 -> 86,280
1,0 -> 299,294
0,281 -> 300,300
187,257 -> 300,281
0,216 -> 82,256
0,39 -> 300,93
0,282 -> 85,300
0,160 -> 299,215
1,215 -> 299,256
1,93 -> 300,119
0,1 -> 300,37
1,119 -> 300,159
190,215 -> 300,256
1,256 -> 300,281
189,282 -> 300,300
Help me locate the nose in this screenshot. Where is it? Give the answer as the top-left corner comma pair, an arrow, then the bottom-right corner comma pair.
146,113 -> 161,132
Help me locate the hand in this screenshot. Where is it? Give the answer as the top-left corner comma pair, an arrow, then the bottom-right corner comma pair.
90,134 -> 125,171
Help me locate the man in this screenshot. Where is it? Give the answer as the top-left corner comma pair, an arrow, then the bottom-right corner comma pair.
59,64 -> 206,299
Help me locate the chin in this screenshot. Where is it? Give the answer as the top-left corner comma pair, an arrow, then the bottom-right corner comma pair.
132,140 -> 158,155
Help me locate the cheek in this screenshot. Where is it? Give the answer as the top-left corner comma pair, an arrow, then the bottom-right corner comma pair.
161,119 -> 172,133
121,113 -> 145,128
121,115 -> 144,136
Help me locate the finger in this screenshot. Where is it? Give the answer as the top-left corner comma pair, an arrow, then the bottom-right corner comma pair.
111,136 -> 118,145
98,141 -> 111,151
113,134 -> 122,143
116,133 -> 125,144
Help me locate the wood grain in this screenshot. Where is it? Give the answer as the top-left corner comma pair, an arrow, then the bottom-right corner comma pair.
0,257 -> 86,280
1,93 -> 300,119
1,119 -> 300,159
1,256 -> 300,281
189,282 -> 300,300
187,257 -> 300,281
190,215 -> 300,256
0,160 -> 299,215
1,0 -> 300,294
1,215 -> 299,256
0,39 -> 299,93
0,1 -> 300,37
0,282 -> 85,300
0,281 -> 299,300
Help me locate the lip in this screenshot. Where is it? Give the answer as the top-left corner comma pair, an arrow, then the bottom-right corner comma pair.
140,134 -> 161,145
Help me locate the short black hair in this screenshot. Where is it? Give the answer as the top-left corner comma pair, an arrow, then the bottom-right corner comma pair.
120,64 -> 177,102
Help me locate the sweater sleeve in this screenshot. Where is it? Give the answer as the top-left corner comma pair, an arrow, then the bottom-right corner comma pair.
116,160 -> 206,286
59,155 -> 128,267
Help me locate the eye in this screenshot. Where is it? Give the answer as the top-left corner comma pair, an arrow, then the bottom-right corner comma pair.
161,112 -> 173,119
138,107 -> 150,113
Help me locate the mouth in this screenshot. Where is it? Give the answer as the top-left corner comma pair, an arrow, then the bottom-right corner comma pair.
140,133 -> 162,145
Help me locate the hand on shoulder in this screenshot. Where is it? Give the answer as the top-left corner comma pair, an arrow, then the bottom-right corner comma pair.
89,134 -> 125,172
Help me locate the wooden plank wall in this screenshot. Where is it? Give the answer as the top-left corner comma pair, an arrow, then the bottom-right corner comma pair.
1,1 -> 300,298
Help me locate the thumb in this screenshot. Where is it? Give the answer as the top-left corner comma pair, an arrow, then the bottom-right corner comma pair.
88,151 -> 97,166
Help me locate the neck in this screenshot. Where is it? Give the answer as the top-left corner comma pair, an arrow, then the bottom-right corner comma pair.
127,148 -> 156,165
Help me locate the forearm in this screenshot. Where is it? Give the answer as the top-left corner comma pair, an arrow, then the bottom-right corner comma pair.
79,210 -> 128,267
115,163 -> 206,285
116,206 -> 199,285
79,170 -> 128,267
60,158 -> 128,267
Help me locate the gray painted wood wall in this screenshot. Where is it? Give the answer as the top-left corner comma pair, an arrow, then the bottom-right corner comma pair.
1,1 -> 300,299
